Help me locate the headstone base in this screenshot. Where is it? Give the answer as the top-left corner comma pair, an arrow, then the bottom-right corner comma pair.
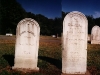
12,67 -> 39,73
61,70 -> 91,75
91,40 -> 100,44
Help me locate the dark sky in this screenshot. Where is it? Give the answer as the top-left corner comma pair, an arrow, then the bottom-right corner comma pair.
16,0 -> 100,19
16,0 -> 61,19
62,0 -> 100,18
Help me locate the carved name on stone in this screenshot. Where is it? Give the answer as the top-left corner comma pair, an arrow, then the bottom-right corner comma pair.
12,18 -> 40,71
62,11 -> 88,74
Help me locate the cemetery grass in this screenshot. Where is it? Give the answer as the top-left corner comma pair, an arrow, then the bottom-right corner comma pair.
0,36 -> 100,75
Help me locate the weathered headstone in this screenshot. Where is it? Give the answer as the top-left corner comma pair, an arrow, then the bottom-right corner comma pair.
12,18 -> 40,72
91,25 -> 100,44
6,33 -> 13,36
62,11 -> 88,74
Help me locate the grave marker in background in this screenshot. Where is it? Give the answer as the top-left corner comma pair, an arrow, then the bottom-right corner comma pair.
12,18 -> 40,72
91,25 -> 100,44
6,33 -> 13,36
62,11 -> 88,74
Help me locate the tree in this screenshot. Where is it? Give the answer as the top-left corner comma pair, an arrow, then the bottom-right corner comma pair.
94,17 -> 100,26
53,17 -> 62,36
0,0 -> 27,34
86,15 -> 95,34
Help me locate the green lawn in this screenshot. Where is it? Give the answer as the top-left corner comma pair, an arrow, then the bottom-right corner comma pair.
0,36 -> 100,75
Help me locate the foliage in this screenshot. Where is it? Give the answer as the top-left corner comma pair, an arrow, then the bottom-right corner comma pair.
86,15 -> 95,34
1,0 -> 100,36
27,13 -> 62,36
0,0 -> 62,36
0,0 -> 27,34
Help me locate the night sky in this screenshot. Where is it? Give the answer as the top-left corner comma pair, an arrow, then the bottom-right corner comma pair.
16,0 -> 61,19
62,0 -> 100,18
16,0 -> 100,19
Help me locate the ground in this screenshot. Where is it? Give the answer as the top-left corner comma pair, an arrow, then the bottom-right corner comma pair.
0,35 -> 100,75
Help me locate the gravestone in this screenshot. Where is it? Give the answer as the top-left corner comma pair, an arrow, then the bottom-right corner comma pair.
12,18 -> 40,72
91,25 -> 100,44
62,11 -> 88,75
6,33 -> 13,36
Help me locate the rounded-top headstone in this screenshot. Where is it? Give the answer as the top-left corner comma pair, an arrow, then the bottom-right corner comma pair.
62,11 -> 88,74
12,18 -> 40,72
91,25 -> 100,44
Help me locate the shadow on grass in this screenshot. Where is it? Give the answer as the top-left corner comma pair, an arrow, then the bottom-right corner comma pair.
88,41 -> 91,44
2,54 -> 14,67
2,55 -> 62,70
38,56 -> 62,70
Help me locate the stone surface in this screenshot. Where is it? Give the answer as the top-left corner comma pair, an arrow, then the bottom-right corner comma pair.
12,18 -> 40,71
61,70 -> 91,75
62,11 -> 88,74
91,25 -> 100,44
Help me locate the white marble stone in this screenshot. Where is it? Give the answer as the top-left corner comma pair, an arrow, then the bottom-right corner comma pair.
62,11 -> 88,74
6,33 -> 13,36
12,18 -> 40,71
91,25 -> 100,44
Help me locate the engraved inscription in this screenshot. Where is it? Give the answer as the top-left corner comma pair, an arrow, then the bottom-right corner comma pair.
14,18 -> 40,70
19,31 -> 35,36
24,51 -> 30,54
62,11 -> 87,74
